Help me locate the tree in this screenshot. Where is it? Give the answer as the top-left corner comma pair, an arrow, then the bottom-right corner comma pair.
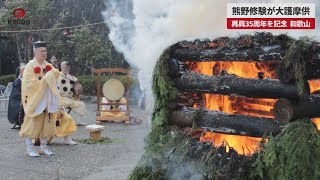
0,0 -> 129,75
69,26 -> 117,75
0,0 -> 53,63
45,14 -> 72,63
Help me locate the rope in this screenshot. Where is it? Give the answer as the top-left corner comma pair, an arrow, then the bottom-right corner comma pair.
0,22 -> 106,33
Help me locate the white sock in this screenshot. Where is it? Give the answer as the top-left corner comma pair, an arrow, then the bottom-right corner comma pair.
25,138 -> 33,145
40,138 -> 47,146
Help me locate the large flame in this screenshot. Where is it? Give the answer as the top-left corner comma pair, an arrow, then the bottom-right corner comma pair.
189,61 -> 277,155
200,132 -> 263,156
203,94 -> 276,118
190,61 -> 278,118
189,61 -> 278,78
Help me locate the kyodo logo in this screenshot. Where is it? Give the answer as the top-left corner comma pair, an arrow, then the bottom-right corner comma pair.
13,8 -> 25,18
8,8 -> 30,25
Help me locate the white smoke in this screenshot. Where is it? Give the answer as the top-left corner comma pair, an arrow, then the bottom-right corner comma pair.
102,0 -> 319,120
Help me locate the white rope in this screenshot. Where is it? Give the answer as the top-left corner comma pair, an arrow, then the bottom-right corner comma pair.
0,22 -> 106,33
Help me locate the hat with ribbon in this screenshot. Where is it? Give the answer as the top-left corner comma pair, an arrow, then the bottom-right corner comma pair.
33,41 -> 46,48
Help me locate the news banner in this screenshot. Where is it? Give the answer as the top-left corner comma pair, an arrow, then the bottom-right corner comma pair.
227,3 -> 316,29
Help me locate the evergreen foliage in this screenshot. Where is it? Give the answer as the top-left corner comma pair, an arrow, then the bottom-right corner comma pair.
282,41 -> 311,96
77,137 -> 113,144
253,119 -> 320,180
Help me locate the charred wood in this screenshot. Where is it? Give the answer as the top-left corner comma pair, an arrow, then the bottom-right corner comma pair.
173,72 -> 307,100
175,92 -> 204,108
276,62 -> 320,83
273,95 -> 320,123
171,47 -> 285,62
169,107 -> 282,137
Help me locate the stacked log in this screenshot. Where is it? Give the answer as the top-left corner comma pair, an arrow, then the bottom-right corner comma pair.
170,34 -> 320,80
173,71 -> 306,100
166,34 -> 320,137
273,95 -> 320,123
171,46 -> 285,62
169,107 -> 282,137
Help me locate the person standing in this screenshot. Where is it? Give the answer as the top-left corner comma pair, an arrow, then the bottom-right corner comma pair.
19,41 -> 62,157
50,55 -> 60,71
8,66 -> 25,129
15,62 -> 26,78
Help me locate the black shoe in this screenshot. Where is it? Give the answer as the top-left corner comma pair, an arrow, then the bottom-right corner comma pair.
34,138 -> 41,146
11,123 -> 21,129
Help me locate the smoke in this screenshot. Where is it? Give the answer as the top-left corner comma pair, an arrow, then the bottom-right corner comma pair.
166,164 -> 203,180
102,0 -> 319,119
102,0 -> 233,119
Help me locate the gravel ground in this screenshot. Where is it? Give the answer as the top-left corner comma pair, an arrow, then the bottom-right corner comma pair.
0,103 -> 150,180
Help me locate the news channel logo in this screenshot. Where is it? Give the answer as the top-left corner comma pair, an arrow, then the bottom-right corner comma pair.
8,7 -> 30,25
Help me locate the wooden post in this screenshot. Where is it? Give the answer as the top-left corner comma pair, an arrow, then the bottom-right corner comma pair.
97,72 -> 101,112
90,131 -> 102,141
86,124 -> 105,140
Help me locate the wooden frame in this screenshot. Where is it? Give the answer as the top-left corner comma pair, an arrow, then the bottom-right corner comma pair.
93,68 -> 130,124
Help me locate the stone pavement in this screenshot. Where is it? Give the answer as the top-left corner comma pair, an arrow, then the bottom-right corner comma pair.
0,103 -> 149,180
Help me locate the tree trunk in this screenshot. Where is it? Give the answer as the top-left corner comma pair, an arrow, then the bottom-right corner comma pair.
173,72 -> 308,100
169,108 -> 282,137
273,95 -> 320,123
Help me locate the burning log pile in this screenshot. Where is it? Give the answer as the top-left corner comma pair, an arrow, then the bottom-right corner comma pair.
169,33 -> 320,128
129,33 -> 320,179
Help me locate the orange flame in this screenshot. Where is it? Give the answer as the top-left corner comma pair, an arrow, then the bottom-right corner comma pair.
311,118 -> 320,130
203,94 -> 276,118
308,80 -> 320,93
189,61 -> 279,155
190,61 -> 278,78
200,132 -> 263,155
189,62 -> 320,155
190,61 -> 278,118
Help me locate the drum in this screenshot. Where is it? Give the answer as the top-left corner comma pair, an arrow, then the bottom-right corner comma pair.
102,79 -> 125,101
